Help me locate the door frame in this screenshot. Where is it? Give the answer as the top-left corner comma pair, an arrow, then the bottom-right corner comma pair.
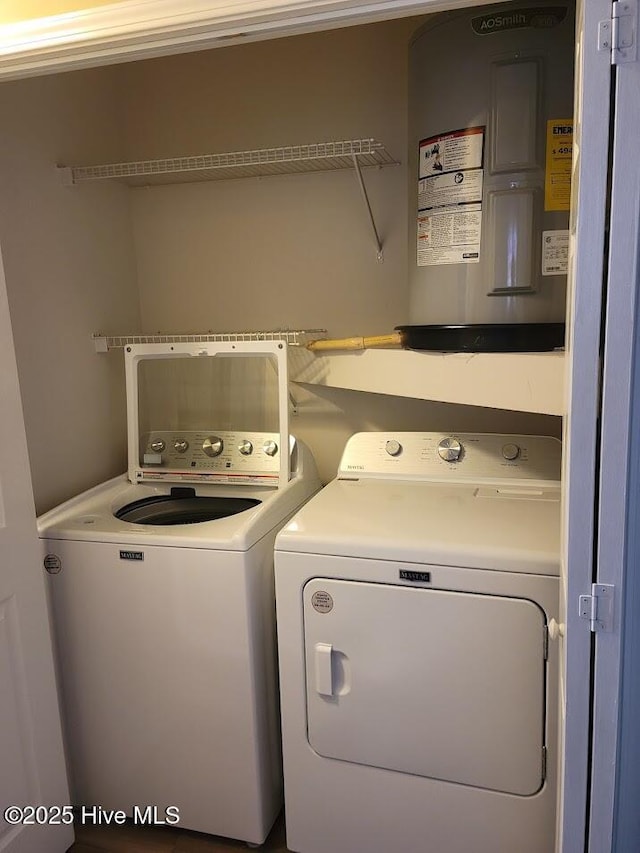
0,0 -> 496,79
558,0 -> 613,850
589,6 -> 640,848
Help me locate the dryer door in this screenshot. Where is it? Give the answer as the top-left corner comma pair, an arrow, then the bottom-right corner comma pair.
303,578 -> 547,796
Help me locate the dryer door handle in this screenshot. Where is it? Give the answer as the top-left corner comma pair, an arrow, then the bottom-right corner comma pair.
314,642 -> 334,697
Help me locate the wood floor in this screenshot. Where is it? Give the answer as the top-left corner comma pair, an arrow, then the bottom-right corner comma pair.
68,811 -> 288,853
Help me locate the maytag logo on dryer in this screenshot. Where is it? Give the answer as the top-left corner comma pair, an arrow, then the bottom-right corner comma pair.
120,550 -> 144,561
400,570 -> 431,583
346,464 -> 365,470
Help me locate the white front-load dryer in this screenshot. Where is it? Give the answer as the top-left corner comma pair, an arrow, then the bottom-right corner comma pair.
275,431 -> 561,853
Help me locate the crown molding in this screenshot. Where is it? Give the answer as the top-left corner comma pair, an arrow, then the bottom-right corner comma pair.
0,0 -> 477,78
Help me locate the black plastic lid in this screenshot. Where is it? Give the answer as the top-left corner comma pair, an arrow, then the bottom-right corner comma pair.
395,323 -> 565,353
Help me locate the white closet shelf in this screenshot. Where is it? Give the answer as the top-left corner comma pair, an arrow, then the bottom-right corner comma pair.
64,138 -> 396,259
288,348 -> 565,416
94,331 -> 564,414
59,139 -> 398,187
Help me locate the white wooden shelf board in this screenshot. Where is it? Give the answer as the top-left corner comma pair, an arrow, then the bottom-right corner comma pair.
289,348 -> 565,416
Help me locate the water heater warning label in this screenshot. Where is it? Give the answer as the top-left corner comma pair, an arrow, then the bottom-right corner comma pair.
417,206 -> 482,266
417,127 -> 484,266
419,127 -> 484,178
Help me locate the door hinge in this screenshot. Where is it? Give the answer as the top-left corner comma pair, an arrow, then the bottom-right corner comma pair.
598,0 -> 637,64
578,583 -> 615,632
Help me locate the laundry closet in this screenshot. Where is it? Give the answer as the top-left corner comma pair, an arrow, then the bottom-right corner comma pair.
0,0 -> 637,852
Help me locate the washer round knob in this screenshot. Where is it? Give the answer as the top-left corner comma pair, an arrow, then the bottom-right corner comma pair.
263,440 -> 278,457
385,439 -> 402,457
174,439 -> 189,453
150,439 -> 165,453
202,436 -> 224,457
502,443 -> 521,461
437,437 -> 462,462
239,440 -> 253,456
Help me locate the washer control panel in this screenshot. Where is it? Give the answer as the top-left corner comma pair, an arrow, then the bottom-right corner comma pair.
137,430 -> 286,483
339,432 -> 561,484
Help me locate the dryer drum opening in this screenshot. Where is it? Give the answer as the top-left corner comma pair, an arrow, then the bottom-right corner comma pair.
114,490 -> 261,526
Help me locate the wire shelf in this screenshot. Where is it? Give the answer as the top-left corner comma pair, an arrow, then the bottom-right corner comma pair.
62,139 -> 398,187
92,328 -> 327,352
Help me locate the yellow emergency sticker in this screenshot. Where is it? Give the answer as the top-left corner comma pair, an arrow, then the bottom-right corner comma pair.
545,119 -> 573,211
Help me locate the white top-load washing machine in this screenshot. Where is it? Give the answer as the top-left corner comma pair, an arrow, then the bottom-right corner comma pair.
39,341 -> 320,846
275,431 -> 561,853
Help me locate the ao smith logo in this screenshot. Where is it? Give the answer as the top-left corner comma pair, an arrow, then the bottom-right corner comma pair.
120,550 -> 144,561
471,7 -> 567,34
476,11 -> 527,30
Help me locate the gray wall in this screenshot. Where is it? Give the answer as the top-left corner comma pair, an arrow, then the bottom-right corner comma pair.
0,68 -> 141,512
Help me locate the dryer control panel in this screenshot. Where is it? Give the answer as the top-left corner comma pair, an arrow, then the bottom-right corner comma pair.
338,432 -> 561,485
136,430 -> 290,484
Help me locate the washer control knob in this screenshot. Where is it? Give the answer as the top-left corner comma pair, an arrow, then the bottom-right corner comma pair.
263,440 -> 278,457
150,439 -> 165,453
502,443 -> 521,461
239,440 -> 253,456
203,436 -> 224,457
174,439 -> 189,453
437,437 -> 462,463
385,439 -> 402,457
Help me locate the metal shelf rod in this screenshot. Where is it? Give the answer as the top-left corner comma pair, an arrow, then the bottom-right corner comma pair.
352,153 -> 383,262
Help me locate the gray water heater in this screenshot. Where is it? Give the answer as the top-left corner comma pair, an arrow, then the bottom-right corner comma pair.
408,1 -> 575,341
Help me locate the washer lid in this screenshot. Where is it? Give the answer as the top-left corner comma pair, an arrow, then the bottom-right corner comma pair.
275,478 -> 560,575
124,341 -> 291,488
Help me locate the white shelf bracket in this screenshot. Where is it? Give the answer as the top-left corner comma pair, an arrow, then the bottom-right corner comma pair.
92,335 -> 109,352
351,154 -> 384,262
58,166 -> 75,187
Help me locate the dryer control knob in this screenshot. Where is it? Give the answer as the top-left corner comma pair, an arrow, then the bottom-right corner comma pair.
150,439 -> 165,453
239,440 -> 253,456
174,439 -> 189,453
263,440 -> 278,457
502,443 -> 521,461
385,439 -> 402,457
437,437 -> 462,463
203,436 -> 224,457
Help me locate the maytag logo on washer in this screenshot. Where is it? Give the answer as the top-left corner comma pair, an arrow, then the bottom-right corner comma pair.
120,550 -> 144,561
